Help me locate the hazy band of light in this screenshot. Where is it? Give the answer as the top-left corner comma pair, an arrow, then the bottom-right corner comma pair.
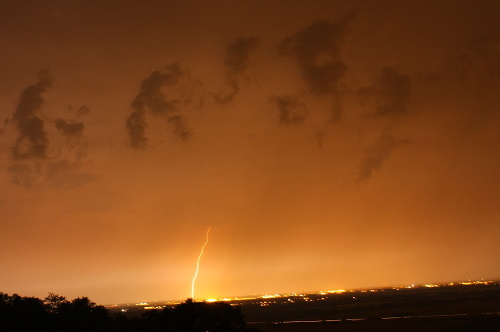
191,227 -> 211,299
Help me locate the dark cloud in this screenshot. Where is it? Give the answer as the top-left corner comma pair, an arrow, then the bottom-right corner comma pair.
77,105 -> 90,116
54,119 -> 87,161
45,160 -> 95,190
269,95 -> 308,125
126,63 -> 198,148
7,163 -> 41,188
10,70 -> 52,160
132,65 -> 182,116
67,105 -> 90,117
7,71 -> 92,189
126,109 -> 148,149
168,115 -> 190,141
356,133 -> 408,183
8,155 -> 93,190
8,159 -> 95,190
278,18 -> 350,96
225,37 -> 260,79
215,37 -> 260,104
55,119 -> 84,138
360,67 -> 412,116
278,14 -> 357,122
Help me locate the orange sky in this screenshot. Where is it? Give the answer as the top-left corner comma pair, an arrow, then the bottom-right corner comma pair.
0,0 -> 499,304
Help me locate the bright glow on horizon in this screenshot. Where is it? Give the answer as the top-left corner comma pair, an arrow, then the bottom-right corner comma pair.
191,227 -> 211,299
111,278 -> 498,306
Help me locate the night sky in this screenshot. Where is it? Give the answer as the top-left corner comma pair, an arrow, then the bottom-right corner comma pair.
1,0 -> 499,304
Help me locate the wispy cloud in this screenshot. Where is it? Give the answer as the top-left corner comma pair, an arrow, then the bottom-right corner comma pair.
126,63 -> 201,148
356,133 -> 408,183
269,95 -> 308,125
55,119 -> 87,161
359,67 -> 412,116
277,13 -> 357,122
7,71 -> 93,189
215,37 -> 260,104
10,70 -> 52,160
278,18 -> 349,96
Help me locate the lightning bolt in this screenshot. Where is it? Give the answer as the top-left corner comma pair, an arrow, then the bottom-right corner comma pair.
191,226 -> 211,299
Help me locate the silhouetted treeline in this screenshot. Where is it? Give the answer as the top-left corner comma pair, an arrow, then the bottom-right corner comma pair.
0,293 -> 259,331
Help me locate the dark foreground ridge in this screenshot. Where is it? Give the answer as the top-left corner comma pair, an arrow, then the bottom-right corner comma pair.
2,281 -> 499,331
0,294 -> 258,331
242,282 -> 500,331
110,280 -> 500,331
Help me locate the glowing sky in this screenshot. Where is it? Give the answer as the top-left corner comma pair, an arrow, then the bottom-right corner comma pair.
0,0 -> 499,304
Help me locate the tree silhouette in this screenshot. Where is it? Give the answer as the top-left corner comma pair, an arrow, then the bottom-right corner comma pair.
0,293 -> 50,331
44,293 -> 68,314
170,299 -> 247,332
0,292 -> 258,331
56,297 -> 109,332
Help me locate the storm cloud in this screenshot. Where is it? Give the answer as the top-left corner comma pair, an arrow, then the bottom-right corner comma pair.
270,95 -> 308,125
126,63 -> 197,148
55,119 -> 87,161
76,105 -> 90,117
168,115 -> 190,142
277,15 -> 357,122
55,119 -> 84,139
7,72 -> 92,188
278,18 -> 350,96
126,109 -> 148,149
10,70 -> 52,160
44,160 -> 95,190
356,133 -> 408,183
215,37 -> 260,104
360,67 -> 412,116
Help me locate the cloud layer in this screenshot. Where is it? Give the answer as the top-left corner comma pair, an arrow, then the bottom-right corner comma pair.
360,67 -> 412,116
215,37 -> 260,104
11,70 -> 52,161
7,72 -> 91,188
126,63 -> 200,148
